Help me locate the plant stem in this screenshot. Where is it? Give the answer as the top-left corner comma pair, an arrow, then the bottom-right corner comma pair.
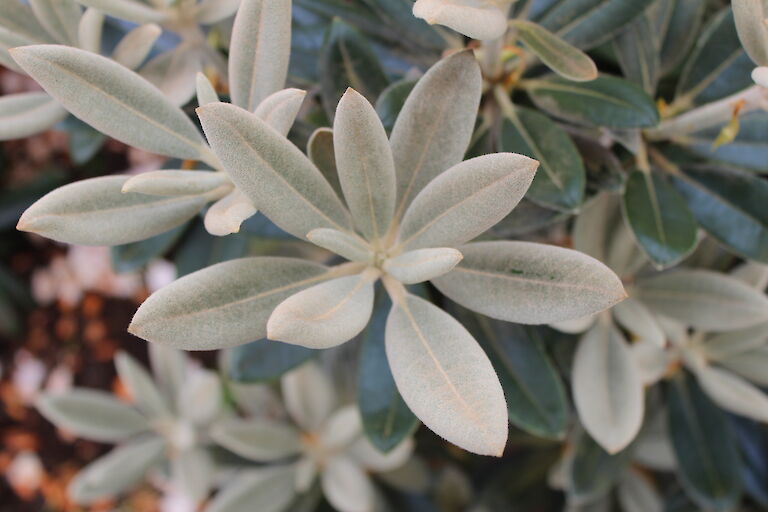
645,85 -> 768,141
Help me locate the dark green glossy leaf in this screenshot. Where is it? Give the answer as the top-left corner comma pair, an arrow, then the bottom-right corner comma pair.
671,165 -> 768,263
683,111 -> 768,172
731,417 -> 768,507
536,0 -> 655,50
375,79 -> 416,132
525,75 -> 660,128
174,220 -> 248,277
676,9 -> 753,107
666,371 -> 742,511
622,170 -> 697,268
499,107 -> 585,212
490,200 -> 570,238
569,430 -> 632,502
111,223 -> 188,274
612,13 -> 659,93
359,0 -> 445,51
319,18 -> 389,119
656,0 -> 705,75
452,306 -> 569,440
226,339 -> 317,382
358,289 -> 418,452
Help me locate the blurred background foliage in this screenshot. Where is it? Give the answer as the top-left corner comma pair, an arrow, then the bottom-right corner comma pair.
1,0 -> 767,511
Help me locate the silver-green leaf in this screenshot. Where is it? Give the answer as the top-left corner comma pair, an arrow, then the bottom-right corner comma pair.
385,293 -> 508,456
11,45 -> 209,161
36,390 -> 149,442
229,0 -> 292,111
433,241 -> 627,324
398,153 -> 538,250
17,176 -> 206,246
197,102 -> 352,239
129,257 -> 330,350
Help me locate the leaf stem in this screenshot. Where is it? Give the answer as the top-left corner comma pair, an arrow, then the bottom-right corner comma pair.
382,274 -> 407,306
645,85 -> 767,141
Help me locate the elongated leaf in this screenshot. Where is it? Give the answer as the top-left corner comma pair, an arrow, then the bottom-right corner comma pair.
433,241 -> 626,324
512,20 -> 597,81
622,170 -> 697,268
672,165 -> 768,262
11,45 -> 208,161
204,190 -> 257,236
206,467 -> 297,512
281,361 -> 337,432
703,321 -> 768,361
174,220 -> 249,276
618,468 -> 664,512
675,9 -> 753,106
196,72 -> 219,106
732,416 -> 768,507
385,293 -> 508,456
69,436 -> 166,504
358,290 -> 418,452
320,18 -> 389,119
77,7 -> 103,53
333,89 -> 396,241
0,92 -> 67,140
695,365 -> 768,423
537,0 -> 655,50
362,0 -> 446,50
384,248 -> 463,285
130,257 -> 329,350
666,371 -> 742,511
111,23 -> 162,70
498,107 -> 584,211
573,321 -> 644,453
573,192 -> 617,262
122,170 -> 228,196
658,0 -> 705,75
115,351 -> 170,419
398,154 -> 538,250
455,307 -> 569,440
267,273 -> 376,349
307,128 -> 343,200
76,0 -> 167,23
683,111 -> 768,172
226,338 -> 317,383
139,44 -> 202,107
375,79 -> 416,132
0,0 -> 52,73
633,270 -> 768,331
391,51 -> 482,217
525,75 -> 659,128
412,0 -> 510,40
195,0 -> 242,24
197,102 -> 352,239
37,390 -> 149,442
29,0 -> 81,45
307,228 -> 370,262
569,431 -> 632,502
324,456 -> 378,512
17,176 -> 205,246
718,347 -> 768,387
612,13 -> 659,93
612,297 -> 665,347
734,0 -> 768,66
253,88 -> 306,136
211,419 -> 302,461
